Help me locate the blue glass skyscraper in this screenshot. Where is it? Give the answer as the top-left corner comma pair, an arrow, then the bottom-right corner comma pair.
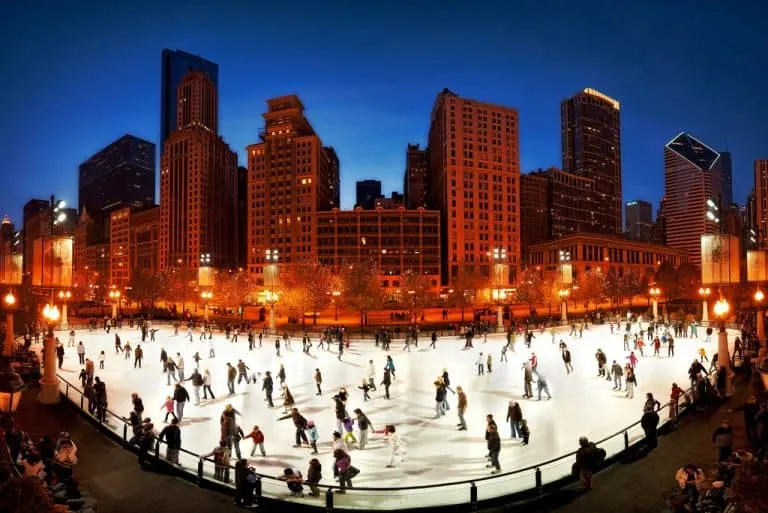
160,49 -> 218,148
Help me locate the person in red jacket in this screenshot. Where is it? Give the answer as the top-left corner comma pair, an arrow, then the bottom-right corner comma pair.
669,383 -> 685,425
243,425 -> 266,457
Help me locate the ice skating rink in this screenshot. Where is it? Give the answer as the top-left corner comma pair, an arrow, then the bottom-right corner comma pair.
48,323 -> 732,508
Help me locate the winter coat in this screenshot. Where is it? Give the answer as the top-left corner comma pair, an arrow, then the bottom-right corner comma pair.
506,403 -> 523,422
292,411 -> 307,429
262,376 -> 273,393
381,370 -> 392,386
159,424 -> 181,449
334,397 -> 346,419
435,386 -> 447,402
356,413 -> 372,431
486,431 -> 501,452
306,425 -> 319,441
457,392 -> 467,411
173,386 -> 190,403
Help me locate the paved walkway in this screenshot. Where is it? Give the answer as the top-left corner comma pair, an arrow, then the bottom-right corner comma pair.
11,372 -> 765,513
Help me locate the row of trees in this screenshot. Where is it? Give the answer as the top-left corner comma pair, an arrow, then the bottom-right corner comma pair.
70,258 -> 701,324
515,260 -> 701,313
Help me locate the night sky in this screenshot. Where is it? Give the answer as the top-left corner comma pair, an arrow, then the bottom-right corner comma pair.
2,1 -> 766,224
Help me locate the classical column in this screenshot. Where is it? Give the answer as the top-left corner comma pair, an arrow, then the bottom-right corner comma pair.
268,305 -> 276,332
38,331 -> 61,404
61,304 -> 68,329
717,324 -> 732,397
652,299 -> 658,321
560,301 -> 567,323
702,300 -> 709,324
496,305 -> 503,330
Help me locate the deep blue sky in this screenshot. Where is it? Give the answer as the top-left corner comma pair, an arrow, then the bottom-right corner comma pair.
2,1 -> 766,225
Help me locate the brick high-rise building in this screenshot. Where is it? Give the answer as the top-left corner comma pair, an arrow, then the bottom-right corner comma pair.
161,49 -> 218,149
404,144 -> 429,209
159,71 -> 238,272
755,160 -> 768,247
355,180 -> 381,210
561,88 -> 622,234
78,135 -> 155,216
427,89 -> 520,285
246,95 -> 339,282
237,166 -> 248,269
664,132 -> 722,266
317,207 -> 441,291
109,205 -> 160,288
625,200 -> 653,242
519,172 -> 549,264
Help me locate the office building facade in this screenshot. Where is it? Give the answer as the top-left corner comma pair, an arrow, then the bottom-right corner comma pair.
663,132 -> 722,267
755,160 -> 768,247
246,95 -> 340,282
404,144 -> 429,209
355,180 -> 381,210
427,89 -> 520,286
625,200 -> 653,242
519,172 -> 549,263
78,134 -> 155,215
160,49 -> 219,149
159,71 -> 238,272
317,207 -> 441,291
561,88 -> 622,234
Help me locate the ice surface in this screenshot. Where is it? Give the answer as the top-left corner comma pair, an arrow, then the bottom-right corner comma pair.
49,323 -> 733,507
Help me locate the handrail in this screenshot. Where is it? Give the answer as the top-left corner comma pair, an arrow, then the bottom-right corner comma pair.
56,356 -> 711,494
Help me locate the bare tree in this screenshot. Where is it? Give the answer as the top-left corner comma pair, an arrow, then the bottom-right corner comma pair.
279,260 -> 333,327
399,270 -> 433,322
447,270 -> 484,322
341,260 -> 384,328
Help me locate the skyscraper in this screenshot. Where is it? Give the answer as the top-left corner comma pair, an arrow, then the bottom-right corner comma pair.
624,200 -> 653,242
427,88 -> 520,285
159,71 -> 238,271
720,151 -> 733,207
355,180 -> 381,210
404,144 -> 429,209
519,172 -> 549,263
246,95 -> 338,280
754,160 -> 768,247
561,88 -> 622,234
160,49 -> 219,149
664,132 -> 722,266
78,134 -> 155,215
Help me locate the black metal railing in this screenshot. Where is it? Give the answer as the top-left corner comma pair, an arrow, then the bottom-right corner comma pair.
55,356 -> 710,511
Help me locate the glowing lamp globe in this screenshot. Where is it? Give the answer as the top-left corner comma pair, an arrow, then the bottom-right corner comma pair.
713,299 -> 729,318
755,290 -> 765,303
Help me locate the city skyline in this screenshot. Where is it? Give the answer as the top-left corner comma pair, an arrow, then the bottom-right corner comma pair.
2,1 -> 767,224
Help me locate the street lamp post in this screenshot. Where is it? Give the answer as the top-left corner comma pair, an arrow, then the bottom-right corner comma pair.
38,304 -> 61,405
265,249 -> 279,333
649,287 -> 661,321
492,248 -> 507,330
265,291 -> 278,333
558,288 -> 570,323
3,291 -> 17,357
755,289 -> 766,354
58,290 -> 71,329
713,296 -> 731,396
108,288 -> 121,320
200,291 -> 213,322
698,287 -> 711,324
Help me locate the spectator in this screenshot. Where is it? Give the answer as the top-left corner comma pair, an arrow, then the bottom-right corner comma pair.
712,419 -> 733,462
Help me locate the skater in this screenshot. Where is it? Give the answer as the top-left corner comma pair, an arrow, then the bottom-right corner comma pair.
134,344 -> 143,368
342,417 -> 358,446
385,425 -> 404,468
385,355 -> 396,379
236,359 -> 250,385
457,386 -> 468,430
186,368 -> 204,405
380,367 -> 392,399
202,369 -> 215,400
625,366 -> 637,398
354,408 -> 373,449
486,353 -> 493,374
162,396 -> 177,423
366,360 -> 377,391
173,383 -> 190,421
123,341 -> 132,360
314,368 -> 322,395
562,345 -> 573,374
226,363 -> 236,395
244,425 -> 266,457
262,371 -> 274,407
506,400 -> 523,438
536,372 -> 552,400
277,364 -> 286,387
486,423 -> 501,474
98,350 -> 105,369
358,379 -> 371,401
476,352 -> 485,376
522,361 -> 534,399
500,343 -> 508,362
611,360 -> 623,390
77,341 -> 85,365
158,418 -> 181,465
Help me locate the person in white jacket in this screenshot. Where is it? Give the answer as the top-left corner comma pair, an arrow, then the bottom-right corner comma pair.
476,353 -> 485,376
366,360 -> 377,391
385,425 -> 405,468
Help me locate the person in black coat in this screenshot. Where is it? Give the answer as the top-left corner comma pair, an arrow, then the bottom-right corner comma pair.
172,383 -> 190,421
641,409 -> 660,449
434,382 -> 447,418
380,369 -> 392,399
158,418 -> 182,464
486,424 -> 501,473
262,371 -> 274,407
